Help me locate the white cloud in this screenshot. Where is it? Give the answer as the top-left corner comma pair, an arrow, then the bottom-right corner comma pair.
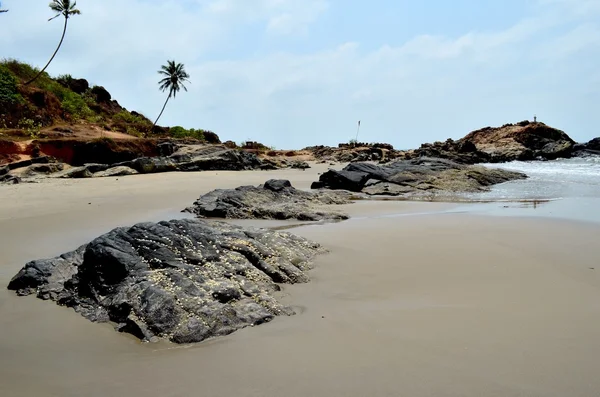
1,0 -> 599,148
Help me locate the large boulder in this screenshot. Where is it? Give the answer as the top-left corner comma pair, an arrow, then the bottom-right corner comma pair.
55,166 -> 93,179
91,85 -> 111,103
8,219 -> 325,343
459,121 -> 575,162
313,158 -> 527,198
410,121 -> 576,164
316,169 -> 372,192
93,166 -> 138,178
411,139 -> 491,164
172,145 -> 262,171
573,137 -> 600,156
115,157 -> 178,174
185,179 -> 350,221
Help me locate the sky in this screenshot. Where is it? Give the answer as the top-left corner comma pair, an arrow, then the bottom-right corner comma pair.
0,0 -> 599,149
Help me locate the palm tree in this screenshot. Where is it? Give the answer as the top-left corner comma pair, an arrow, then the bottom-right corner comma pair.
24,0 -> 81,85
152,60 -> 191,130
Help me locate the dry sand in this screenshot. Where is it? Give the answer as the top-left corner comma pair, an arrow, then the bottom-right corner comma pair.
1,165 -> 600,397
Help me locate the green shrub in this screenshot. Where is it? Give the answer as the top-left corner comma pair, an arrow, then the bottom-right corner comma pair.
168,126 -> 205,140
18,118 -> 42,138
56,74 -> 73,87
126,126 -> 144,137
112,110 -> 151,125
0,65 -> 22,105
0,59 -> 39,82
61,91 -> 93,119
86,114 -> 105,123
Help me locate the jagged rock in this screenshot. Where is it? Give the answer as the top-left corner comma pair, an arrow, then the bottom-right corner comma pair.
317,169 -> 372,192
573,137 -> 600,156
172,145 -> 261,171
314,158 -> 527,197
202,131 -> 221,144
409,122 -> 577,164
157,142 -> 177,157
462,122 -> 574,163
84,163 -> 111,173
8,219 -> 325,343
23,163 -> 64,176
185,179 -> 350,221
7,156 -> 52,170
115,157 -> 178,174
259,158 -> 282,170
290,161 -> 311,170
0,173 -> 20,184
55,166 -> 93,179
304,144 -> 402,163
91,86 -> 111,103
411,138 -> 491,164
93,166 -> 138,177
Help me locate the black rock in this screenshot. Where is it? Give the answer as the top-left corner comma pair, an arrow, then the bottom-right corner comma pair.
314,158 -> 527,197
91,86 -> 112,103
8,219 -> 325,343
115,157 -> 178,174
157,142 -> 177,157
0,174 -> 20,184
172,145 -> 261,171
7,156 -> 51,170
264,179 -> 292,192
317,169 -> 371,192
185,180 -> 350,221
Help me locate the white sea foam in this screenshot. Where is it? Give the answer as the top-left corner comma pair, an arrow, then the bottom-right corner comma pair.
470,156 -> 600,200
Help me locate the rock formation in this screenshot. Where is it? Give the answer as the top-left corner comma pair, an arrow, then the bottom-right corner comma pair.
185,179 -> 350,221
304,143 -> 402,163
573,137 -> 600,156
312,158 -> 527,198
410,121 -> 576,164
8,219 -> 325,343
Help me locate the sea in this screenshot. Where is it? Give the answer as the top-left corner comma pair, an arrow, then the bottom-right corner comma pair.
458,155 -> 600,224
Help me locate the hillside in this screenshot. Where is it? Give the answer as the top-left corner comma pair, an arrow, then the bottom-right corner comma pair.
0,59 -> 220,163
410,120 -> 577,163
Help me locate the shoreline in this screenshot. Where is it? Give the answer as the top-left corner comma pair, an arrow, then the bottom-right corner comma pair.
2,168 -> 600,396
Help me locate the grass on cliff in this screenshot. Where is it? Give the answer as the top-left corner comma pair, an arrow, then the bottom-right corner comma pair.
0,59 -> 214,142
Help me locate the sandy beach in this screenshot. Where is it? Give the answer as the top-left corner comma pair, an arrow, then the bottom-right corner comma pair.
2,165 -> 600,397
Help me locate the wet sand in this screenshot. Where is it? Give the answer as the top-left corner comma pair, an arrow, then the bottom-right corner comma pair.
1,166 -> 600,397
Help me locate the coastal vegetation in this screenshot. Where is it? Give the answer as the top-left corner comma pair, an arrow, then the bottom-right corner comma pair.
153,61 -> 191,130
1,1 -> 203,143
25,0 -> 81,86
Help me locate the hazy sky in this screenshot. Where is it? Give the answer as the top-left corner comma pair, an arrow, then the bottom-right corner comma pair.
1,0 -> 599,148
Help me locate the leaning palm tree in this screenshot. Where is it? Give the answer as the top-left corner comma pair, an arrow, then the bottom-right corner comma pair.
152,60 -> 191,130
24,0 -> 81,85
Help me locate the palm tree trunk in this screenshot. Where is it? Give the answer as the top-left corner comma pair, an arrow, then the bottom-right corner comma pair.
25,16 -> 68,85
152,94 -> 171,130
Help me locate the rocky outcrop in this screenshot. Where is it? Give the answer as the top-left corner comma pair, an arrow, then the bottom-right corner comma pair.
573,137 -> 600,156
93,166 -> 138,177
312,158 -> 526,198
305,143 -> 402,163
4,145 -> 268,182
170,145 -> 261,171
411,121 -> 575,164
185,179 -> 350,221
8,218 -> 325,343
410,139 -> 491,164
